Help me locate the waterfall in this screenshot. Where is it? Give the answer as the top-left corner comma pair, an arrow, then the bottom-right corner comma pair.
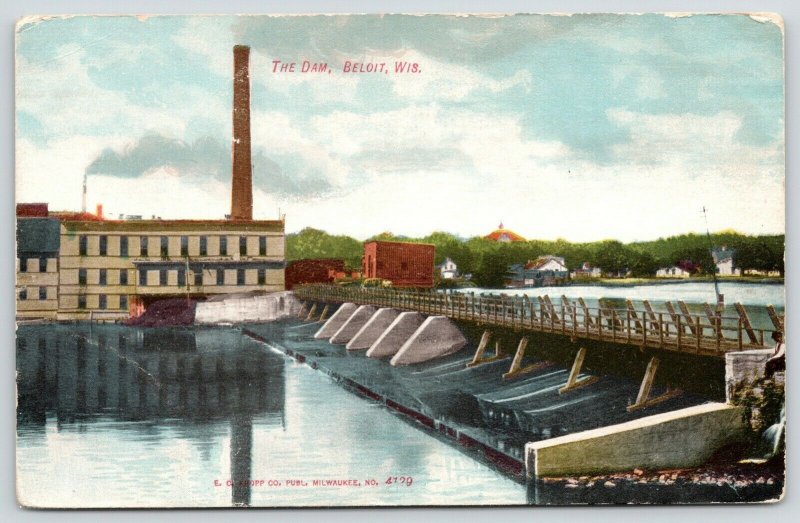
762,403 -> 786,458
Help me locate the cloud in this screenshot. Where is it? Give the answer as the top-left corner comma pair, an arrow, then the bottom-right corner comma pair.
85,133 -> 334,198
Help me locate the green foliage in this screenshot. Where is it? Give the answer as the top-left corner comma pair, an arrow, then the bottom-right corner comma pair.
286,227 -> 784,286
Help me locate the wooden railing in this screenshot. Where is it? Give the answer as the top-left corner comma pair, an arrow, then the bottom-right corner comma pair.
293,284 -> 782,357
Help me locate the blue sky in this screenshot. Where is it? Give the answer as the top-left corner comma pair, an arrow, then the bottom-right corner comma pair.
15,14 -> 784,241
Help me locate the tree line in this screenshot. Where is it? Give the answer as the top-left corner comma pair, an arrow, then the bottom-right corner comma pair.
286,228 -> 784,288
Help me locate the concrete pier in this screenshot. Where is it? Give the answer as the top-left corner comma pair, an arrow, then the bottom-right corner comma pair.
524,402 -> 747,478
329,305 -> 378,345
725,348 -> 774,402
346,308 -> 401,351
314,303 -> 357,339
390,316 -> 468,366
366,312 -> 425,359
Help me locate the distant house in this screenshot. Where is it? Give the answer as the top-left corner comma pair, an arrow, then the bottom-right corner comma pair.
437,257 -> 459,279
570,262 -> 602,279
712,246 -> 741,276
483,223 -> 526,243
656,266 -> 692,278
507,255 -> 569,288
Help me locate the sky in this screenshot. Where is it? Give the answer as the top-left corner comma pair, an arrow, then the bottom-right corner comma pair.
14,14 -> 785,242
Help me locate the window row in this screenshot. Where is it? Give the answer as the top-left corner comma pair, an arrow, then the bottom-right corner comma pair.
18,287 -> 51,301
18,257 -> 54,273
77,294 -> 128,310
78,234 -> 271,257
137,268 -> 269,286
78,269 -> 128,286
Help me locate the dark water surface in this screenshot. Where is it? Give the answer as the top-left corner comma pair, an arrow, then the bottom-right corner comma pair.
16,324 -> 525,508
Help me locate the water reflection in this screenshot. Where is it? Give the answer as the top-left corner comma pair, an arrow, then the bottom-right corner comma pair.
16,325 -> 285,507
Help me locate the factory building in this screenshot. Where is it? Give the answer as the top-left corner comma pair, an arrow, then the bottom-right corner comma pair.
15,44 -> 286,321
362,241 -> 435,288
16,204 -> 61,319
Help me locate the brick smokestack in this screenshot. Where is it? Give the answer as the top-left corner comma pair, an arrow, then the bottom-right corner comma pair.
231,45 -> 253,221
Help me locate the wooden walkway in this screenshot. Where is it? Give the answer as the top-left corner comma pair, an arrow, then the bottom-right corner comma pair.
293,285 -> 782,358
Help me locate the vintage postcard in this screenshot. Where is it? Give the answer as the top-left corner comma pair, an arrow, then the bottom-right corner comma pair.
15,13 -> 785,507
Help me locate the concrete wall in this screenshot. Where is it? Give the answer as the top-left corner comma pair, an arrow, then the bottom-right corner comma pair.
346,308 -> 401,350
725,349 -> 774,402
195,291 -> 300,324
390,315 -> 468,366
525,402 -> 747,478
366,312 -> 425,359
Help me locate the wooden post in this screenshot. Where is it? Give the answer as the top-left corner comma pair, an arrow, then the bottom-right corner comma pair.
502,337 -> 550,379
766,305 -> 784,334
642,300 -> 659,335
297,301 -> 308,319
677,300 -> 698,336
577,297 -> 594,327
467,330 -> 491,367
559,347 -> 599,394
626,300 -> 644,333
304,303 -> 318,322
734,303 -> 759,344
665,301 -> 681,336
318,304 -> 330,322
627,356 -> 682,412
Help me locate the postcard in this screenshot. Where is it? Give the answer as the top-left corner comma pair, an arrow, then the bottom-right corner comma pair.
15,13 -> 785,508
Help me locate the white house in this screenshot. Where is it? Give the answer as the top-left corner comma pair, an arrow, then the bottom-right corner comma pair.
656,266 -> 691,278
712,247 -> 741,276
570,262 -> 602,279
437,257 -> 459,279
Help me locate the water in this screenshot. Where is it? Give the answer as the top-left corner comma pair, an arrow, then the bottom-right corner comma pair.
16,324 -> 525,508
461,282 -> 784,308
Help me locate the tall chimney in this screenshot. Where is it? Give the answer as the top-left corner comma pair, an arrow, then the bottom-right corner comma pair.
231,45 -> 253,221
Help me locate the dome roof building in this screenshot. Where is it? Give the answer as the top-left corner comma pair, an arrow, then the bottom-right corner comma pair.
483,223 -> 526,242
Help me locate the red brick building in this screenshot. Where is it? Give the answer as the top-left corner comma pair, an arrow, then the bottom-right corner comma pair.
285,259 -> 345,290
362,241 -> 434,288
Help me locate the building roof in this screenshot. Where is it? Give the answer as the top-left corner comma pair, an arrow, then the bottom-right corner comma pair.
712,247 -> 736,264
16,203 -> 49,217
483,223 -> 526,242
16,217 -> 61,254
365,240 -> 435,248
525,255 -> 566,271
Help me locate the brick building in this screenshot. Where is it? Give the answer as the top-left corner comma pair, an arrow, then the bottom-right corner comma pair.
362,241 -> 434,288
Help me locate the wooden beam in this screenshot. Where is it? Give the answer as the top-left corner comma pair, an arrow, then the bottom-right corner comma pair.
626,300 -> 644,332
297,301 -> 308,318
642,300 -> 660,334
734,303 -> 759,344
544,295 -> 560,323
559,347 -> 600,394
664,301 -> 681,336
766,305 -> 784,333
318,304 -> 330,322
502,337 -> 552,379
304,303 -> 318,322
466,330 -> 506,368
627,356 -> 682,412
677,301 -> 698,336
577,297 -> 594,327
538,296 -> 551,323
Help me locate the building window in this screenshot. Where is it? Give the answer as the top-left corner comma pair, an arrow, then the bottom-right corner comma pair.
19,288 -> 27,301
99,235 -> 108,256
19,257 -> 27,273
200,236 -> 208,256
78,294 -> 86,309
159,269 -> 167,286
139,269 -> 147,286
78,268 -> 87,286
220,237 -> 228,256
160,236 -> 169,257
181,236 -> 188,256
240,236 -> 247,256
194,270 -> 203,286
120,295 -> 128,310
177,269 -> 186,287
257,268 -> 266,285
79,235 -> 87,256
237,268 -> 245,285
216,268 -> 224,285
140,236 -> 149,256
99,269 -> 107,286
40,257 -> 48,272
259,236 -> 267,256
120,270 -> 128,286
99,294 -> 107,310
120,236 -> 129,257
39,287 -> 47,300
